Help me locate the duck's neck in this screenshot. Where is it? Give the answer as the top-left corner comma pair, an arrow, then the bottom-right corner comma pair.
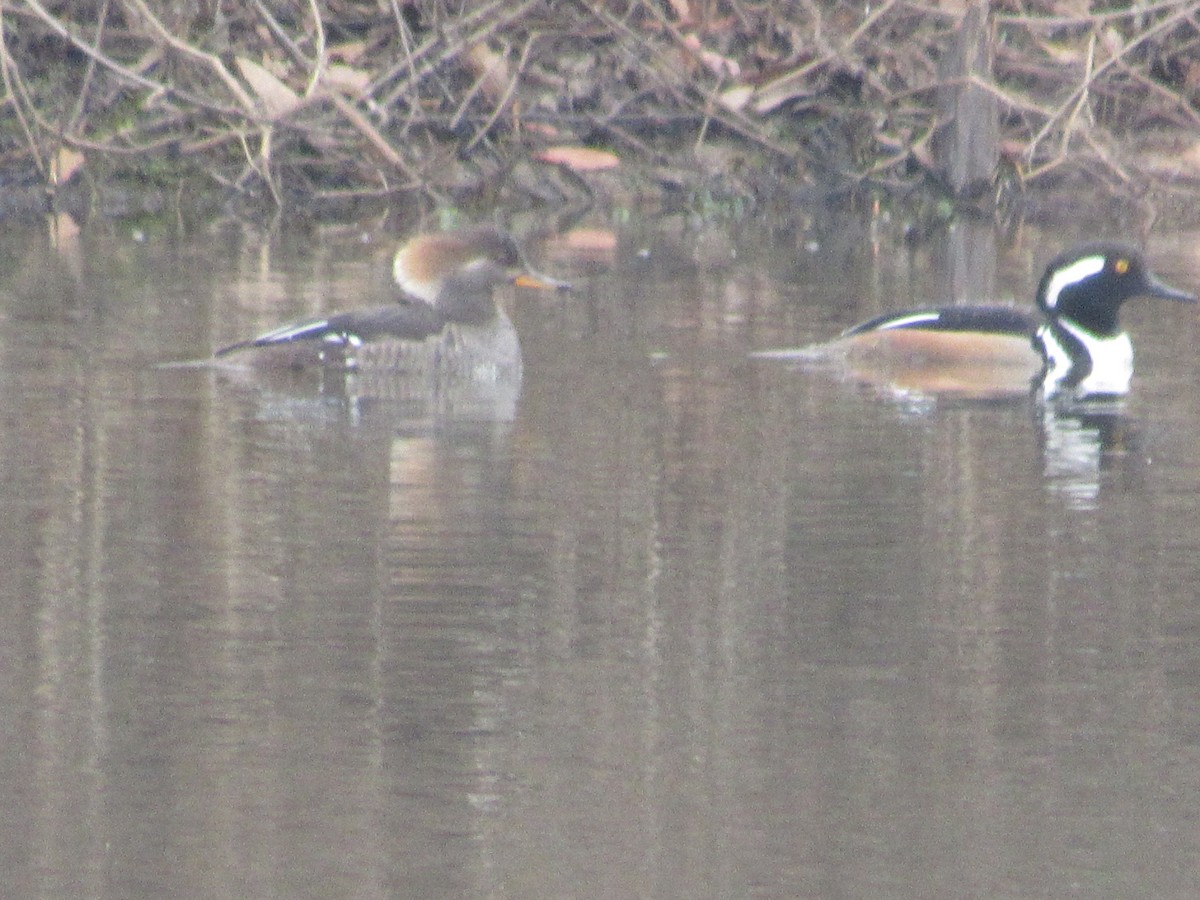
440,310 -> 522,380
1038,318 -> 1133,399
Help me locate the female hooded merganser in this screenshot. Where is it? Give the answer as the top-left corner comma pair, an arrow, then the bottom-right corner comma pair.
755,242 -> 1195,401
215,226 -> 568,374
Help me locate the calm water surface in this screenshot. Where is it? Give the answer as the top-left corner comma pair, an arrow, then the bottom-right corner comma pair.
3,215 -> 1200,898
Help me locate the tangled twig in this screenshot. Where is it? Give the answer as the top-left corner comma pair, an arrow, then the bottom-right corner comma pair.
0,0 -> 1199,212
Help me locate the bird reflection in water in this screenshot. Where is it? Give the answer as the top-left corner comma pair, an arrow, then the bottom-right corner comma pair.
1038,403 -> 1145,510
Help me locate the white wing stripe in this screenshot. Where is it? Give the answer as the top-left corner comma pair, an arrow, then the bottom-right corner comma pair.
877,311 -> 941,330
255,319 -> 332,344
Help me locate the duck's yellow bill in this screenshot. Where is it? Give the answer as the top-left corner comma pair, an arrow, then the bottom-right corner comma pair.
513,272 -> 572,291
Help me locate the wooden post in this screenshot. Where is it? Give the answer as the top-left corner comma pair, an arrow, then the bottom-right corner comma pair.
934,1 -> 999,199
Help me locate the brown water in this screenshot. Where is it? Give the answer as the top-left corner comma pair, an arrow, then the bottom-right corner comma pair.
4,213 -> 1200,898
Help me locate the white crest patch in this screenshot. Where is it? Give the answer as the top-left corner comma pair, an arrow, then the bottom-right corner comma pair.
1043,254 -> 1105,310
393,251 -> 427,301
393,245 -> 441,305
877,311 -> 941,330
392,239 -> 488,307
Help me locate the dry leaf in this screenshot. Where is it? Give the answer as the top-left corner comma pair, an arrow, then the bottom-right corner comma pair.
50,211 -> 80,244
236,56 -> 301,120
1037,39 -> 1085,66
681,33 -> 740,79
523,121 -> 560,139
535,146 -> 621,172
465,43 -> 510,104
666,0 -> 690,20
546,227 -> 619,267
50,147 -> 85,186
1051,0 -> 1092,18
323,63 -> 371,97
750,69 -> 814,115
329,41 -> 367,64
718,84 -> 753,112
1123,139 -> 1200,180
1099,26 -> 1125,59
553,227 -> 618,252
1171,140 -> 1200,175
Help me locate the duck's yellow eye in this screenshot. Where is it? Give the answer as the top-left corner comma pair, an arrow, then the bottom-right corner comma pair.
1114,257 -> 1130,275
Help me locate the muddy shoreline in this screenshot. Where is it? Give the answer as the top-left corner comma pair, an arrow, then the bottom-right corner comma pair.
7,2 -> 1200,229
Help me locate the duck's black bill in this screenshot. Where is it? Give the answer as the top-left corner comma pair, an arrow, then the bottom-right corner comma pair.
1146,274 -> 1197,303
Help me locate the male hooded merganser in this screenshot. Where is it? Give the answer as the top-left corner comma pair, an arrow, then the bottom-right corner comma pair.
754,242 -> 1195,401
215,226 -> 568,373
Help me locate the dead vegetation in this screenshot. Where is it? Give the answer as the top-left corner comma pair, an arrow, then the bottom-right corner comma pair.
2,0 -> 1200,218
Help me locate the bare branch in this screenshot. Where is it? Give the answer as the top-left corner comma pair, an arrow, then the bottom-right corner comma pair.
118,0 -> 257,113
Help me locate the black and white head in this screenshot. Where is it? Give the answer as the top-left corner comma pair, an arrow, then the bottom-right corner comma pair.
1035,242 -> 1194,336
1035,242 -> 1194,400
